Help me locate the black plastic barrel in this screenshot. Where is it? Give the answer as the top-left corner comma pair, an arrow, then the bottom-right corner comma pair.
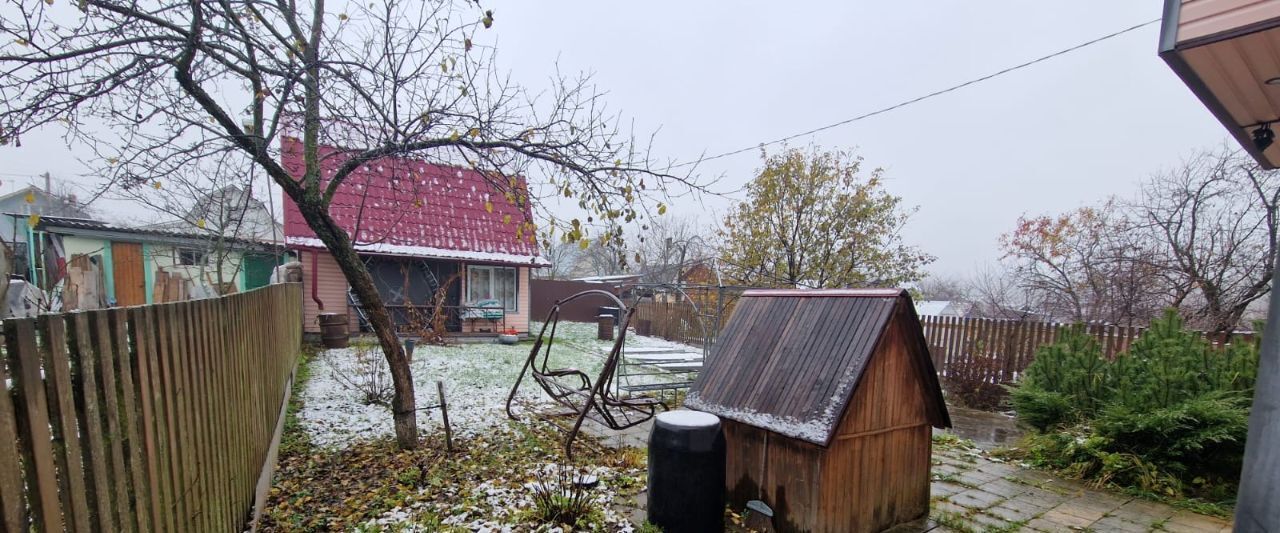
648,410 -> 725,533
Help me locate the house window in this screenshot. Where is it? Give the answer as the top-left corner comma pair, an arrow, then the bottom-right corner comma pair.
178,248 -> 206,266
467,265 -> 518,312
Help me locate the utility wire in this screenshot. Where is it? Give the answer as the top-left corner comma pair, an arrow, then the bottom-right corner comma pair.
676,18 -> 1161,169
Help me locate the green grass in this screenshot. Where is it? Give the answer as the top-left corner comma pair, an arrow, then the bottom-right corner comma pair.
279,343 -> 319,456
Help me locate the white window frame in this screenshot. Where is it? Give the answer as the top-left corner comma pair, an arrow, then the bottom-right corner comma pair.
177,248 -> 207,266
466,265 -> 518,313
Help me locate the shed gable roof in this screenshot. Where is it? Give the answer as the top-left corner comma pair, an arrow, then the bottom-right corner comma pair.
279,137 -> 546,265
685,288 -> 950,446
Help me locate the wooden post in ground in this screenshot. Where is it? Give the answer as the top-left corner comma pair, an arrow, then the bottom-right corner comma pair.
437,381 -> 454,453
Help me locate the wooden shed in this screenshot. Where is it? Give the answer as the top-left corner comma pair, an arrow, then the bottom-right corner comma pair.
685,288 -> 951,533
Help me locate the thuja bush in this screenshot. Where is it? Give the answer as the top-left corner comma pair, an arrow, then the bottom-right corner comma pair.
1007,310 -> 1259,502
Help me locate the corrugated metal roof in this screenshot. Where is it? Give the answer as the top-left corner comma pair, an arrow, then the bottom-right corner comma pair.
686,288 -> 949,446
280,137 -> 544,264
19,214 -> 281,251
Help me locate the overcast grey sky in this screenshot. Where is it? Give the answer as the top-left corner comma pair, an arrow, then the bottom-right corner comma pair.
0,1 -> 1233,279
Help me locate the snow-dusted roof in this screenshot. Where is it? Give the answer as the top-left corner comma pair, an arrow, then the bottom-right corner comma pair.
685,288 -> 950,446
573,274 -> 642,283
916,300 -> 964,316
280,137 -> 545,265
285,236 -> 549,266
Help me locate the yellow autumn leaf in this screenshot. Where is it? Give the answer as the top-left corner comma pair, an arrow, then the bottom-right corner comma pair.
27,214 -> 39,228
338,13 -> 348,21
153,181 -> 162,189
502,214 -> 511,224
23,191 -> 34,204
484,201 -> 493,213
578,239 -> 589,250
196,219 -> 206,229
657,203 -> 667,215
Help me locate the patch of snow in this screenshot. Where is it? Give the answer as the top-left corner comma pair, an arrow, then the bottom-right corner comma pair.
656,410 -> 719,429
361,460 -> 639,532
298,322 -> 702,448
285,236 -> 550,266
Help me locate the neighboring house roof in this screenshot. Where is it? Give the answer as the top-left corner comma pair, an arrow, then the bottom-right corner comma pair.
685,288 -> 950,446
573,273 -> 643,283
279,137 -> 548,266
145,185 -> 284,243
915,299 -> 966,316
21,214 -> 282,252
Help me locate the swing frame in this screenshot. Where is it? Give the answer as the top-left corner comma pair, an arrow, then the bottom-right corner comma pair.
505,289 -> 666,458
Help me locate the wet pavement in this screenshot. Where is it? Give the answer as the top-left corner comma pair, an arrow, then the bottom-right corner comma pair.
935,406 -> 1023,449
915,445 -> 1232,532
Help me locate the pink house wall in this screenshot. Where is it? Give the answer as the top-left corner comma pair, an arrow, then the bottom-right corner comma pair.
301,250 -> 356,334
301,249 -> 535,335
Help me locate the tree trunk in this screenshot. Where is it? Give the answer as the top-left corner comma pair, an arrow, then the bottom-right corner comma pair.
298,202 -> 420,449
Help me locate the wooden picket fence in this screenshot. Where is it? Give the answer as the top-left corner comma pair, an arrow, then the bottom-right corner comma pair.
918,315 -> 1256,385
633,300 -> 737,347
0,283 -> 303,532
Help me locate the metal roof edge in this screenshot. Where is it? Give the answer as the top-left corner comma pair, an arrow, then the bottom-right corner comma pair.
741,288 -> 906,298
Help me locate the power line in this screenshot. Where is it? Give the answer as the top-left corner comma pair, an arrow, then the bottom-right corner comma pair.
676,18 -> 1161,169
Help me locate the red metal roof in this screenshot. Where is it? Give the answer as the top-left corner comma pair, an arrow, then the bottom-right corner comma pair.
280,137 -> 544,265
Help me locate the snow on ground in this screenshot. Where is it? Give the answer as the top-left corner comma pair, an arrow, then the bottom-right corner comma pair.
362,460 -> 641,532
298,321 -> 700,448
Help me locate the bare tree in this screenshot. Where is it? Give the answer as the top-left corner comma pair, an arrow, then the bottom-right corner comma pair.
917,274 -> 969,302
532,241 -> 581,280
114,156 -> 280,294
578,242 -> 629,278
966,263 -> 1040,320
0,0 -> 699,448
1000,200 -> 1169,326
1134,147 -> 1280,331
635,215 -> 710,284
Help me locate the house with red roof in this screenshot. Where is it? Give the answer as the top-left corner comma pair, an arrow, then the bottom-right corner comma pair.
280,137 -> 549,337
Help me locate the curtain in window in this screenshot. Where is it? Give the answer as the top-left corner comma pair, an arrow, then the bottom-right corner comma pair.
467,266 -> 518,312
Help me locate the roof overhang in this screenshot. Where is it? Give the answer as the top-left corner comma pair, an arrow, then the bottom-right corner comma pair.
1161,0 -> 1280,169
285,236 -> 551,267
16,214 -> 282,252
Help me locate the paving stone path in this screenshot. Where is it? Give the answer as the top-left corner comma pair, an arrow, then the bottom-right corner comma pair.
920,445 -> 1231,532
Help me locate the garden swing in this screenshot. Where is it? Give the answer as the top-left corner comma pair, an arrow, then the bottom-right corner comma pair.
505,289 -> 666,459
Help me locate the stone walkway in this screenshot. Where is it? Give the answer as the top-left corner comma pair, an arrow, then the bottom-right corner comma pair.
922,444 -> 1231,532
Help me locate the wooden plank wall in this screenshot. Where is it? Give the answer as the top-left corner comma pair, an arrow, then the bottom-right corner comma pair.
0,283 -> 302,532
918,315 -> 1257,386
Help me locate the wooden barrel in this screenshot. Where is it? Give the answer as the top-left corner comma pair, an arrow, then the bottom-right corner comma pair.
318,313 -> 349,348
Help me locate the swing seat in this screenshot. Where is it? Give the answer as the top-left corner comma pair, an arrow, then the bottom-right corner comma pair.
506,289 -> 666,458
